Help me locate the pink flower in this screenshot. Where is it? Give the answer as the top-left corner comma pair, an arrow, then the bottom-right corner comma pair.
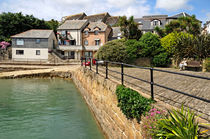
146,116 -> 149,119
149,126 -> 152,129
152,108 -> 157,111
151,112 -> 155,116
156,111 -> 161,114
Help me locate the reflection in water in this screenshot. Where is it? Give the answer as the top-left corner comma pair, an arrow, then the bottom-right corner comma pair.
0,78 -> 104,139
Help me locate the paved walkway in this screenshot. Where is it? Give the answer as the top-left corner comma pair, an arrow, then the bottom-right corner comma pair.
95,66 -> 210,121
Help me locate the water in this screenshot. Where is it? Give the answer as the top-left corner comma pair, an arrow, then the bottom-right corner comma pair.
0,78 -> 104,139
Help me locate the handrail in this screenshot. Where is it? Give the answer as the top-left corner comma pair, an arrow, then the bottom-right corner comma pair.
80,57 -> 210,103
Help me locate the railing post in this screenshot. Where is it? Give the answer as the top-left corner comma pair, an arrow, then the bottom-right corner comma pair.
89,58 -> 92,70
81,57 -> 83,66
105,61 -> 108,79
121,63 -> 124,85
150,68 -> 154,100
96,60 -> 98,74
85,57 -> 87,68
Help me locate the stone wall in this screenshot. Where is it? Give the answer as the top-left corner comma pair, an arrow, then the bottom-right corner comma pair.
72,67 -> 143,139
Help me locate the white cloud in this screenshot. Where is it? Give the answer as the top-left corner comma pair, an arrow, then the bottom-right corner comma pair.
0,0 -> 151,20
207,12 -> 210,21
155,0 -> 193,11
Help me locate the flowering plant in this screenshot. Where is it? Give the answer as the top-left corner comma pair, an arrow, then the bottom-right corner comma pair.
0,41 -> 10,49
142,108 -> 166,139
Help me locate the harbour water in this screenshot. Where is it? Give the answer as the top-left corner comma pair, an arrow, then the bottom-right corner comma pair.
0,78 -> 104,139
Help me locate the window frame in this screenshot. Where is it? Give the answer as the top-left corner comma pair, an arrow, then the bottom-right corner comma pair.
16,39 -> 24,45
95,39 -> 100,46
16,50 -> 24,55
94,30 -> 99,35
36,50 -> 40,55
84,40 -> 88,46
36,39 -> 41,44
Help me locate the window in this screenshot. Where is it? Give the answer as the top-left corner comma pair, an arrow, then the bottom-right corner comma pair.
94,30 -> 99,35
16,39 -> 24,45
36,50 -> 40,55
153,20 -> 160,26
85,51 -> 93,58
70,39 -> 76,45
61,31 -> 66,35
95,39 -> 100,45
36,39 -> 40,44
84,40 -> 88,45
16,50 -> 24,55
84,31 -> 88,35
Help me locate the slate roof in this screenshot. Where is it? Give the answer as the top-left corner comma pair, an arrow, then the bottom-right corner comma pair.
111,27 -> 121,37
105,16 -> 120,26
11,29 -> 53,38
58,20 -> 88,30
84,12 -> 110,22
64,12 -> 87,20
167,12 -> 190,19
86,22 -> 108,32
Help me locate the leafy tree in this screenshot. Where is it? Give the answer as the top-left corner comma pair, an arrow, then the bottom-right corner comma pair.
165,15 -> 201,36
125,39 -> 141,63
138,32 -> 163,57
161,32 -> 193,55
119,16 -> 142,40
0,12 -> 50,41
175,34 -> 210,60
155,15 -> 201,38
95,39 -> 129,63
46,19 -> 59,34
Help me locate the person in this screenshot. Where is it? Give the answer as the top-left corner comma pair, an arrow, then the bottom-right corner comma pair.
179,59 -> 187,70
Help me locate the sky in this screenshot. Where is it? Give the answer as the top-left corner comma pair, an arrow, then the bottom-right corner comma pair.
0,0 -> 209,23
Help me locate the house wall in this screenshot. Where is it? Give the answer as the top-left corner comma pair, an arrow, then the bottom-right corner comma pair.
12,48 -> 48,61
57,29 -> 82,46
12,38 -> 48,48
48,32 -> 58,50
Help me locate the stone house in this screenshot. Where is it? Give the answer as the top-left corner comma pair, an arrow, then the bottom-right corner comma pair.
11,29 -> 57,61
82,22 -> 111,58
57,20 -> 89,60
134,12 -> 195,34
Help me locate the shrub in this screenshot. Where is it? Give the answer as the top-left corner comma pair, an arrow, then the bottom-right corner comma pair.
139,32 -> 162,57
204,58 -> 210,72
152,52 -> 171,67
142,108 -> 166,139
161,32 -> 193,55
95,39 -> 129,63
125,39 -> 141,63
116,85 -> 153,121
153,105 -> 207,139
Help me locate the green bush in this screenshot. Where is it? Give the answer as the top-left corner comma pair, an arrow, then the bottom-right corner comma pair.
116,85 -> 153,121
152,52 -> 171,67
139,32 -> 162,57
95,39 -> 129,63
161,32 -> 193,55
205,58 -> 210,72
125,39 -> 141,63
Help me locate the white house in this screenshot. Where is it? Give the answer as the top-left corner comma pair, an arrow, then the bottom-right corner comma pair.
11,29 -> 57,61
203,21 -> 210,34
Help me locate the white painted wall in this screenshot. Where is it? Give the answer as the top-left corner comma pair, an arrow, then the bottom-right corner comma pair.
57,30 -> 81,45
12,48 -> 48,61
207,24 -> 210,34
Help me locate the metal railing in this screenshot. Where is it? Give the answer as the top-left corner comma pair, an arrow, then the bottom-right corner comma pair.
81,57 -> 210,103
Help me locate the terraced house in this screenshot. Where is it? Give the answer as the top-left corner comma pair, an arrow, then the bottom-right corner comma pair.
56,12 -> 119,60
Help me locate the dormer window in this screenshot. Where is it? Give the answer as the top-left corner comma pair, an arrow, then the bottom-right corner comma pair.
152,20 -> 160,26
94,30 -> 99,35
84,31 -> 88,35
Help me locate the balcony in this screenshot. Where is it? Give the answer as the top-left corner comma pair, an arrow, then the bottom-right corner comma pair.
58,45 -> 83,51
83,45 -> 101,51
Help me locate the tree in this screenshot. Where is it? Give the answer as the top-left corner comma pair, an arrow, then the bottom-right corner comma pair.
125,39 -> 141,63
95,39 -> 129,63
119,16 -> 142,40
46,19 -> 59,34
155,15 -> 201,38
165,15 -> 201,36
161,32 -> 193,55
0,12 -> 50,41
138,32 -> 163,57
